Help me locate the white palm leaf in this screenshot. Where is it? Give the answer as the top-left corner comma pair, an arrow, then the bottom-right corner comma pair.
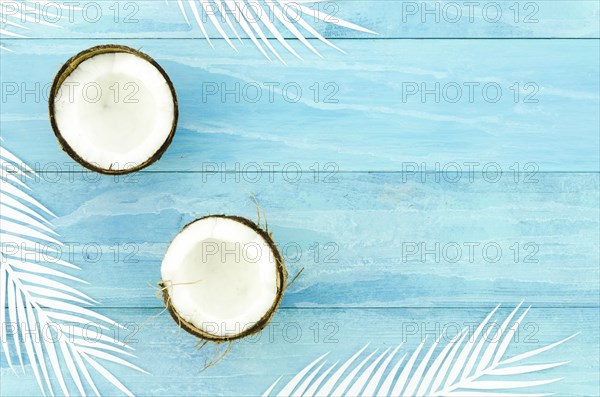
173,0 -> 377,62
1,139 -> 146,396
264,304 -> 577,397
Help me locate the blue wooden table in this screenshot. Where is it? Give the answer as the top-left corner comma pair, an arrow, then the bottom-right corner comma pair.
1,1 -> 599,396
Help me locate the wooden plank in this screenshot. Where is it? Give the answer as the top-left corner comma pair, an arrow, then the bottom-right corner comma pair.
1,1 -> 598,39
1,38 -> 599,171
2,172 -> 596,308
0,307 -> 598,396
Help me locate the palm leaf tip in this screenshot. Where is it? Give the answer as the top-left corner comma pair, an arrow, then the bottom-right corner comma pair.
1,139 -> 146,396
176,0 -> 377,61
265,305 -> 577,397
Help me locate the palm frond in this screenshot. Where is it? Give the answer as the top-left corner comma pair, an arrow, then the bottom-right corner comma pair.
1,139 -> 146,396
264,304 -> 577,397
173,0 -> 377,62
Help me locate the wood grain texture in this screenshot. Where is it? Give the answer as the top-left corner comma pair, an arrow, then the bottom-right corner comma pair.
3,172 -> 596,309
2,1 -> 598,39
1,1 -> 599,395
2,39 -> 599,171
1,307 -> 598,396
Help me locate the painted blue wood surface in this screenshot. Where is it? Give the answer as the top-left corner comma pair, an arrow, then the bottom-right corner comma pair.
1,1 -> 599,396
2,39 -> 599,171
1,308 -> 599,395
2,1 -> 599,39
1,172 -> 596,309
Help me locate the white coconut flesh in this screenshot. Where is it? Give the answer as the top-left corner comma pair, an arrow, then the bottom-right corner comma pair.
52,51 -> 175,173
161,217 -> 281,339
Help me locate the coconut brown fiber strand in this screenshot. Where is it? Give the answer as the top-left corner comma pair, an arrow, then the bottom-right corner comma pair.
160,215 -> 288,342
48,44 -> 178,175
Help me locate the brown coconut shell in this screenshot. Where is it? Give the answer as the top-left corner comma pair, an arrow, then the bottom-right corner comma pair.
160,215 -> 287,342
48,44 -> 178,175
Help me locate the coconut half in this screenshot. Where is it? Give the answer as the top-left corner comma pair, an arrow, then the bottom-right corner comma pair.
160,215 -> 287,341
49,45 -> 178,174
